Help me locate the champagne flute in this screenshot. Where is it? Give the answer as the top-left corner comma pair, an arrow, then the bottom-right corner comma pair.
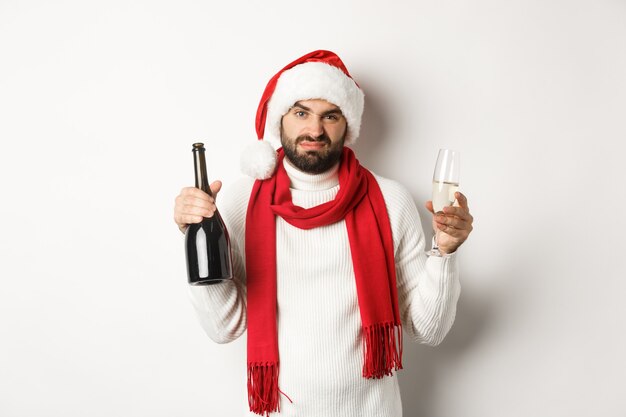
428,149 -> 460,256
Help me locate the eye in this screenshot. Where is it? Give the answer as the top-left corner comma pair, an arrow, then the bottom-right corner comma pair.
324,113 -> 342,123
292,109 -> 307,118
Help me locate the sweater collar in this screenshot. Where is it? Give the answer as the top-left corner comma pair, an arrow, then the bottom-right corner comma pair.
283,157 -> 339,191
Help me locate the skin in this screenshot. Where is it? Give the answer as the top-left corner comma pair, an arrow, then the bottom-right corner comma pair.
174,180 -> 222,235
173,99 -> 473,254
426,192 -> 473,254
279,100 -> 347,174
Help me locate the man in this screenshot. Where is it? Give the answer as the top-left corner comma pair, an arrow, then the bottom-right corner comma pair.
173,50 -> 473,417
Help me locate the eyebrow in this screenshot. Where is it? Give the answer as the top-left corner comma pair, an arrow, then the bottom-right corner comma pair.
292,102 -> 343,116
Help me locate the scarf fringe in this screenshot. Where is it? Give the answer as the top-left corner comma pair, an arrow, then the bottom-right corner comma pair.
362,322 -> 403,379
247,362 -> 280,416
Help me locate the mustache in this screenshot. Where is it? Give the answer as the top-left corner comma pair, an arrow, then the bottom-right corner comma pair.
296,134 -> 331,145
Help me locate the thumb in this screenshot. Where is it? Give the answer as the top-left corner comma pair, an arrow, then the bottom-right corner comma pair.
425,200 -> 435,215
210,180 -> 222,197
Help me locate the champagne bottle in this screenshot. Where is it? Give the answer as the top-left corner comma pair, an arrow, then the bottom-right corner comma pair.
185,143 -> 233,285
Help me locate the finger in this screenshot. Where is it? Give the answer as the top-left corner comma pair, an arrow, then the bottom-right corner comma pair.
175,200 -> 214,220
442,206 -> 473,222
455,192 -> 469,210
180,195 -> 215,209
180,214 -> 205,224
174,211 -> 201,227
175,197 -> 216,221
435,213 -> 471,231
182,204 -> 215,218
425,200 -> 435,214
210,180 -> 222,197
180,187 -> 211,201
173,212 -> 189,227
174,213 -> 205,225
436,222 -> 471,238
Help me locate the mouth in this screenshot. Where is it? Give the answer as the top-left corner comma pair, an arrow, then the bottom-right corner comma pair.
297,135 -> 331,152
299,140 -> 327,151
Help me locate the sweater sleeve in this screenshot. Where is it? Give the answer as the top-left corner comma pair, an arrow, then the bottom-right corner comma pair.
186,177 -> 253,344
377,177 -> 461,346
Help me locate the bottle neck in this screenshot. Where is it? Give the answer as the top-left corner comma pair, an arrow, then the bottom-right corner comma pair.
192,147 -> 212,197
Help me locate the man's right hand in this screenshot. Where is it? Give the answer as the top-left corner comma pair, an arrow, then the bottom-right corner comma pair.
173,181 -> 223,234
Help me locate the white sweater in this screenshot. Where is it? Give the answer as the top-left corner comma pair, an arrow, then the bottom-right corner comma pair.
188,159 -> 461,417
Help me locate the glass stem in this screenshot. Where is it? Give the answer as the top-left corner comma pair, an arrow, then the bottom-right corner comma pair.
430,229 -> 441,256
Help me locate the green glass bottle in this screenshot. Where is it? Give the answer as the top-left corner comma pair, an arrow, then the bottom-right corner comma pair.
185,143 -> 233,285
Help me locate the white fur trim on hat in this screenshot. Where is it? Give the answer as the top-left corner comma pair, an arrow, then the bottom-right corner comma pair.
240,139 -> 278,180
264,61 -> 365,148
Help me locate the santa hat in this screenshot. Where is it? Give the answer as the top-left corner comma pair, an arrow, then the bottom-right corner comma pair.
241,50 -> 365,179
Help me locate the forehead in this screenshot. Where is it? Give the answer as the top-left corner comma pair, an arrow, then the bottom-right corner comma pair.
293,99 -> 342,113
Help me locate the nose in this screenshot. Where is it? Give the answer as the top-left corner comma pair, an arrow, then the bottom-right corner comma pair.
303,116 -> 324,138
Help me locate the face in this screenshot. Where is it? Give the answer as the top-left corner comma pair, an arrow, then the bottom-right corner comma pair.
280,99 -> 347,174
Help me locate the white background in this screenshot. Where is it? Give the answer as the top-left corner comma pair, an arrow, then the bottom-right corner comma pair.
1,0 -> 625,416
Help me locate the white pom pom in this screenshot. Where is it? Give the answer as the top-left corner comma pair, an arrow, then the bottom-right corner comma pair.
240,140 -> 278,179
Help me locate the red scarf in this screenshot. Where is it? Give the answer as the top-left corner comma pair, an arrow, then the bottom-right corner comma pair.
245,148 -> 403,415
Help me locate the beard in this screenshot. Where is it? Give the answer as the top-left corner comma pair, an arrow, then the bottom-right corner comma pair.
280,130 -> 345,174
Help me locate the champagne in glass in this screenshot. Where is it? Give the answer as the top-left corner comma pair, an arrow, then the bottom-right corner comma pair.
429,149 -> 460,255
432,181 -> 459,213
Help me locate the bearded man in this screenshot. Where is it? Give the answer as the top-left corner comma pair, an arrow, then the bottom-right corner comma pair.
173,50 -> 474,417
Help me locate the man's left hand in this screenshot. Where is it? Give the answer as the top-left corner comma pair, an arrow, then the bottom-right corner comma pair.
425,192 -> 474,255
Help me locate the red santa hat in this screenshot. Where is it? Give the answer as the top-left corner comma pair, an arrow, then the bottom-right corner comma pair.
241,50 -> 365,179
